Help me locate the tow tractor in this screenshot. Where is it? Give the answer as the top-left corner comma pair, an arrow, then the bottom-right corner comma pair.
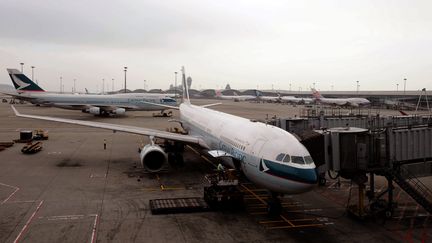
203,169 -> 244,209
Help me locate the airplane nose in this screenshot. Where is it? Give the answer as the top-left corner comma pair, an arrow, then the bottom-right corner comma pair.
297,168 -> 318,185
260,159 -> 318,184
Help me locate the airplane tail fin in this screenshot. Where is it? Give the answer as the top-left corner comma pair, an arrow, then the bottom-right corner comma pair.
181,66 -> 190,103
215,90 -> 222,97
311,88 -> 322,99
255,90 -> 262,97
7,68 -> 44,92
399,110 -> 409,116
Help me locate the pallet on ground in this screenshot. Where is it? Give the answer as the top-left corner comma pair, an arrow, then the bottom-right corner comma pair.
150,197 -> 211,215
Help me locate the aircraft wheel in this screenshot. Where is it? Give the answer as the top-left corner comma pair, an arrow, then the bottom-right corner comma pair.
175,153 -> 184,165
267,200 -> 282,216
385,209 -> 393,219
168,152 -> 176,164
318,176 -> 326,186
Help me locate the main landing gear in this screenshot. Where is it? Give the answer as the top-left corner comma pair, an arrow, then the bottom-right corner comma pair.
152,111 -> 173,117
164,140 -> 184,166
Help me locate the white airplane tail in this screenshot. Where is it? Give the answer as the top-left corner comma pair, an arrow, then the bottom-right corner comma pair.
7,68 -> 44,92
311,88 -> 323,99
181,66 -> 190,103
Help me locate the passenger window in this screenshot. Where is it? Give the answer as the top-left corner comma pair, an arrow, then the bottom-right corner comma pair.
291,156 -> 305,164
304,156 -> 314,164
275,153 -> 285,161
283,154 -> 291,163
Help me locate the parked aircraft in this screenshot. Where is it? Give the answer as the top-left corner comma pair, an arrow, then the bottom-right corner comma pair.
252,90 -> 280,103
215,90 -> 256,101
5,69 -> 177,116
12,66 -> 317,213
311,88 -> 370,107
280,95 -> 314,105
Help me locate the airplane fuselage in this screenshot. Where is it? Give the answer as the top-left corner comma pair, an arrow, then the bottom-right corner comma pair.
317,97 -> 370,107
14,92 -> 177,111
180,103 -> 317,194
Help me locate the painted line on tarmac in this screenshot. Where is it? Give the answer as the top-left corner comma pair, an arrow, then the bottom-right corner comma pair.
89,173 -> 107,178
89,214 -> 99,243
0,182 -> 20,205
45,215 -> 86,221
13,200 -> 44,243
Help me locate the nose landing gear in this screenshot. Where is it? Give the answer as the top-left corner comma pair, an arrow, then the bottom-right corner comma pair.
267,192 -> 283,216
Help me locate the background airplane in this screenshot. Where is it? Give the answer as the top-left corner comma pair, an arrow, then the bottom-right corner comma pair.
5,68 -> 177,116
12,66 -> 317,214
255,91 -> 280,103
280,95 -> 314,105
311,88 -> 370,107
215,90 -> 256,101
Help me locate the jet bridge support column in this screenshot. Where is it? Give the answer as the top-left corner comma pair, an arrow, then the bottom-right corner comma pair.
367,172 -> 375,199
386,175 -> 395,218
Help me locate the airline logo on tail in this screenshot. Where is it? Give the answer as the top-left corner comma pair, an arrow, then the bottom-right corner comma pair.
311,88 -> 323,99
7,68 -> 44,92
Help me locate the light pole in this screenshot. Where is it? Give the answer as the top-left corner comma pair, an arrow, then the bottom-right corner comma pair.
174,71 -> 178,100
102,78 -> 105,94
396,83 -> 399,92
143,80 -> 146,90
112,78 -> 114,92
20,62 -> 24,73
124,67 -> 127,93
289,83 -> 292,92
31,66 -> 35,81
73,79 -> 76,93
404,78 -> 407,95
60,76 -> 63,93
356,81 -> 359,93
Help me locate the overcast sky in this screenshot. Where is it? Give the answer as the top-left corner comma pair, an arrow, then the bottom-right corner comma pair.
0,0 -> 431,92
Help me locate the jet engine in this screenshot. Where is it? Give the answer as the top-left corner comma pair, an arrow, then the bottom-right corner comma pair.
88,107 -> 101,115
139,144 -> 168,172
112,108 -> 126,115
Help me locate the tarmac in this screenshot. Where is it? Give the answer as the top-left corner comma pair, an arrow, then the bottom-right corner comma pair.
0,100 -> 430,243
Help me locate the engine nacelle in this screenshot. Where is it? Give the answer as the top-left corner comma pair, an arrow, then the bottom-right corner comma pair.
112,108 -> 126,115
88,107 -> 101,115
139,144 -> 167,172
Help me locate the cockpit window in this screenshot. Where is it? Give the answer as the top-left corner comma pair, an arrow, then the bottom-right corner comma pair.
291,156 -> 305,165
304,156 -> 314,164
275,153 -> 285,161
283,154 -> 291,163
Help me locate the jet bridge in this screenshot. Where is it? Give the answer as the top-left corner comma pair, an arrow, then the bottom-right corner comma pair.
300,124 -> 432,218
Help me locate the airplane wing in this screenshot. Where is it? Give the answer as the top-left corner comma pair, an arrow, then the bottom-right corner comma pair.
11,106 -> 209,148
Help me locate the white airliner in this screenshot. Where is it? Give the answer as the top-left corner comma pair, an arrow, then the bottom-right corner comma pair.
11,67 -> 317,212
312,88 -> 370,107
5,69 -> 177,116
215,90 -> 256,101
255,91 -> 280,103
280,95 -> 314,105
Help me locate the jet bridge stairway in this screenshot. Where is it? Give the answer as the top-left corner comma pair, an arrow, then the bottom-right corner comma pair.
388,165 -> 432,214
